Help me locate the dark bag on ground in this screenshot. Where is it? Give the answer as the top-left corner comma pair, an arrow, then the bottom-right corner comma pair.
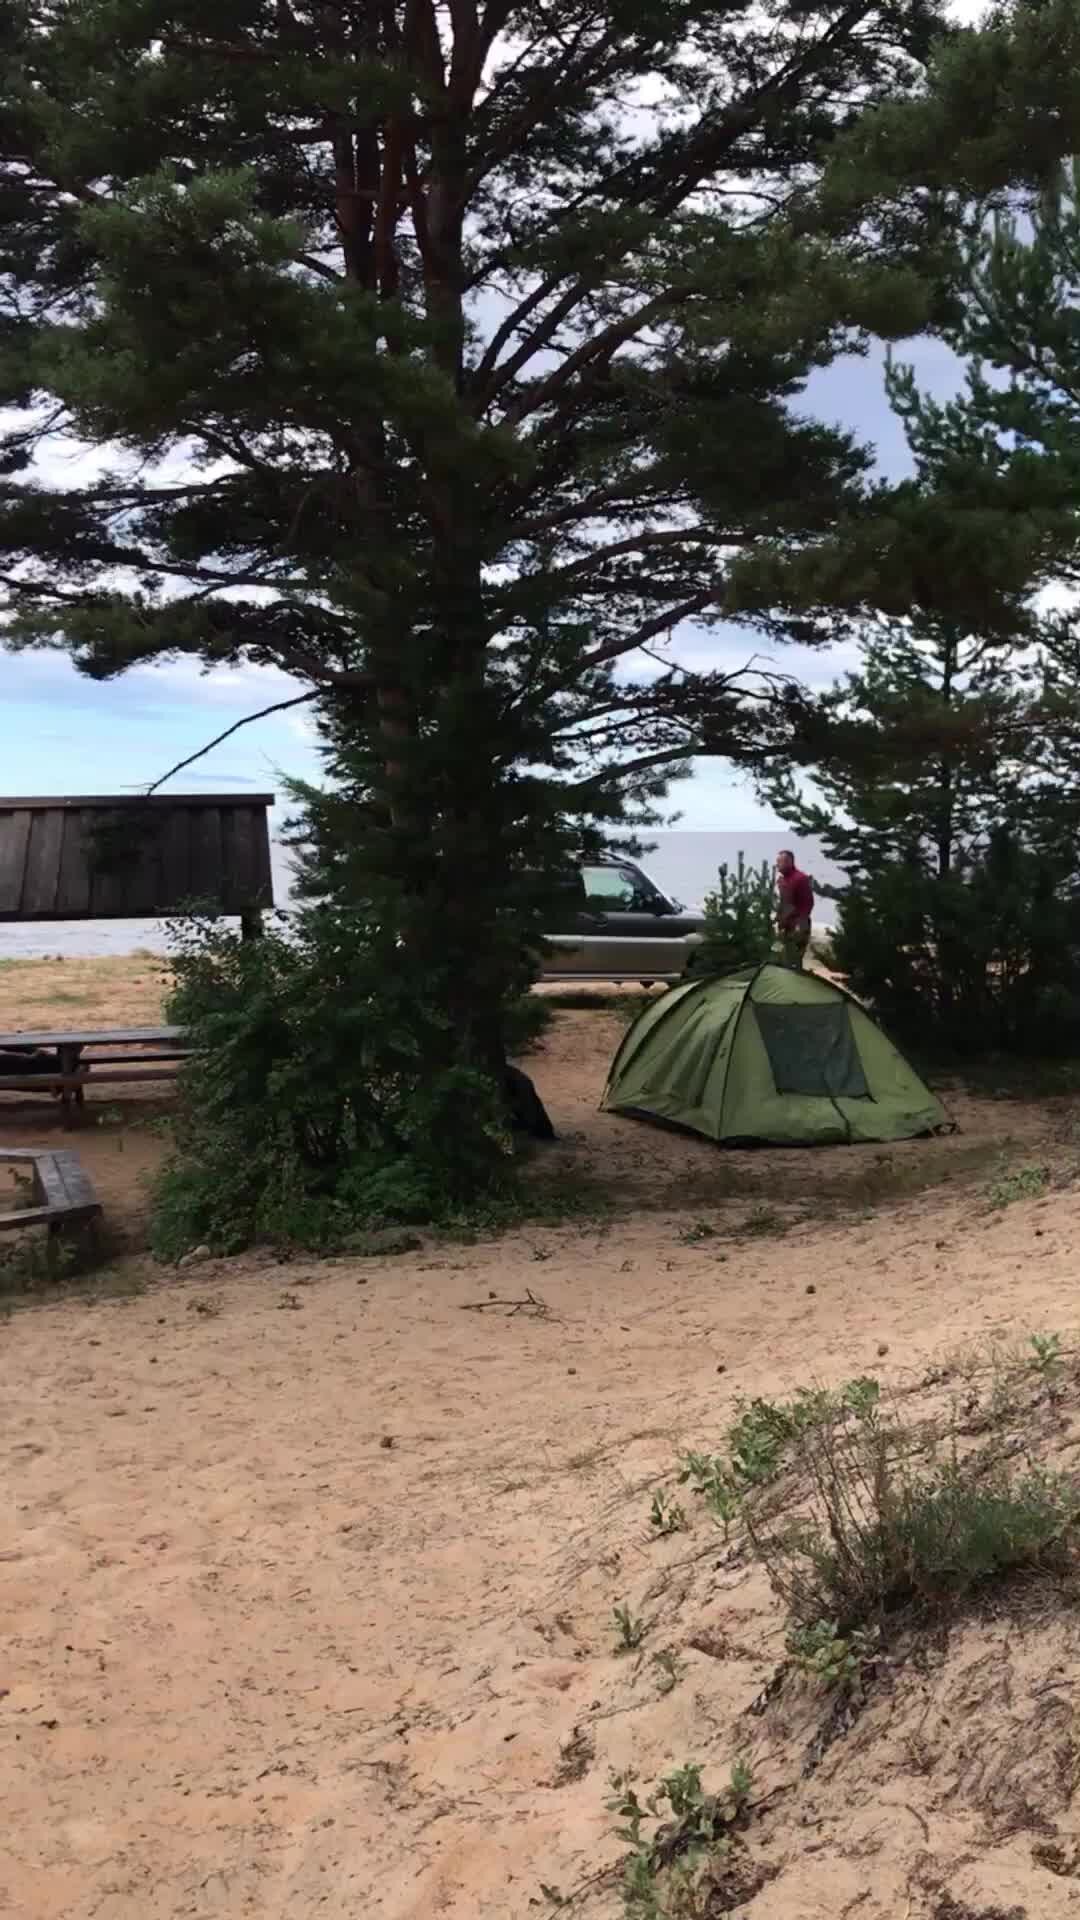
504,1065 -> 556,1141
0,1046 -> 61,1076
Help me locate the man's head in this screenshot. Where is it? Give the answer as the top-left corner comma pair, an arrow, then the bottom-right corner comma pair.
776,849 -> 796,876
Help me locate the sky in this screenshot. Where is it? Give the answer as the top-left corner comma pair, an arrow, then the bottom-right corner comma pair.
0,103 -> 974,840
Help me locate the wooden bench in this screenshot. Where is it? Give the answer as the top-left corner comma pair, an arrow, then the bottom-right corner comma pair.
0,1027 -> 190,1124
0,1147 -> 101,1237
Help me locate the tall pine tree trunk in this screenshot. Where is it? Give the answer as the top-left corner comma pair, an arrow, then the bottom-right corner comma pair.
329,73 -> 518,1095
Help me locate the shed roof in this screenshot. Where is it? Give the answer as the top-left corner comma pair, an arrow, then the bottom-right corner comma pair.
0,795 -> 275,920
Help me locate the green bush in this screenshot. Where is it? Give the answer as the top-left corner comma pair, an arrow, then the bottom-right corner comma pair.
832,831 -> 1080,1056
503,991 -> 554,1056
150,911 -> 519,1258
754,1397 -> 1079,1631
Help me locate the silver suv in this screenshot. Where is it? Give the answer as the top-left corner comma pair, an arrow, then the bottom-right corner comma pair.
541,858 -> 706,983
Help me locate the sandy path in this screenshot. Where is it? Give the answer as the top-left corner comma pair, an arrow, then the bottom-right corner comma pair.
1,974 -> 1072,1916
4,1166 -> 1076,1919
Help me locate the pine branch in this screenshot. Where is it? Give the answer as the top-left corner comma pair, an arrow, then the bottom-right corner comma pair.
580,596 -> 718,673
561,745 -> 700,798
469,0 -> 878,407
502,291 -> 690,428
551,527 -> 751,583
145,691 -> 322,795
509,486 -> 689,542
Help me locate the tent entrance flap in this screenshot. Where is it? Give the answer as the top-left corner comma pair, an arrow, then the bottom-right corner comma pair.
753,1002 -> 870,1100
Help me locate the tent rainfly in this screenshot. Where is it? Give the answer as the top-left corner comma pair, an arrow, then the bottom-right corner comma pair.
601,963 -> 948,1146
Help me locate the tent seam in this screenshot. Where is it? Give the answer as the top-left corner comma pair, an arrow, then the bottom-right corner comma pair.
717,963 -> 767,1132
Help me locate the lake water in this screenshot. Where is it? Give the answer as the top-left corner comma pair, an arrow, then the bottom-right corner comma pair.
0,830 -> 841,959
641,832 -> 841,923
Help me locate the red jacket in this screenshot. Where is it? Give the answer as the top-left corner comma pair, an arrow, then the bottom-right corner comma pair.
778,867 -> 813,927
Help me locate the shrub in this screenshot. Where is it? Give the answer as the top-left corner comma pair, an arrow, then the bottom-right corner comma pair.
503,991 -> 554,1056
150,911 -> 519,1257
831,833 -> 1080,1058
753,1398 -> 1079,1631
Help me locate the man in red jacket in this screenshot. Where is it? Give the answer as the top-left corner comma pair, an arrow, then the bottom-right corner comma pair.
775,849 -> 814,969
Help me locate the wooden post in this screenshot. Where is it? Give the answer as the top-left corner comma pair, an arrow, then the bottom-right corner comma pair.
241,909 -> 263,942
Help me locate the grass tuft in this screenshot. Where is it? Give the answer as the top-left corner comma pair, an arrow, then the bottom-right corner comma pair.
987,1162 -> 1049,1209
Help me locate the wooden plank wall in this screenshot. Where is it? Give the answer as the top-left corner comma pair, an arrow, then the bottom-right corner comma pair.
0,797 -> 275,920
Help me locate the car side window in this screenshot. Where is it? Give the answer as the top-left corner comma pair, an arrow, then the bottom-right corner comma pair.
582,865 -> 657,913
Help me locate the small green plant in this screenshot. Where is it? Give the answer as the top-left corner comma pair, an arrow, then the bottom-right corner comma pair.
650,1490 -> 688,1537
651,1649 -> 684,1695
787,1618 -> 874,1691
727,1399 -> 791,1485
678,1221 -> 717,1245
987,1163 -> 1049,1210
677,1451 -> 742,1537
662,1761 -> 710,1823
607,1760 -> 754,1918
706,1478 -> 742,1541
608,1771 -> 650,1851
684,1378 -> 882,1509
841,1376 -> 882,1417
742,1204 -> 784,1238
678,1449 -> 723,1496
613,1602 -> 646,1652
1030,1331 -> 1064,1381
728,1757 -> 754,1811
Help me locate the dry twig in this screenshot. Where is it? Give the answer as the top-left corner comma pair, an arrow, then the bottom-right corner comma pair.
459,1289 -> 551,1318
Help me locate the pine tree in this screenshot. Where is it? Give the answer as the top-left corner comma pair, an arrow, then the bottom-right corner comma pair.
715,1 -> 1080,1058
764,613 -> 1034,884
760,600 -> 1080,1051
722,0 -> 1080,637
693,853 -> 777,976
884,143 -> 1080,640
801,104 -> 1080,1054
0,0 -> 1017,1221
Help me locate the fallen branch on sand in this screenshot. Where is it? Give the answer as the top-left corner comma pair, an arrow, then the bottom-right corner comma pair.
459,1289 -> 551,1318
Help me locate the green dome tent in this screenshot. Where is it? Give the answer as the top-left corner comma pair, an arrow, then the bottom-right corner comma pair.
601,963 -> 948,1146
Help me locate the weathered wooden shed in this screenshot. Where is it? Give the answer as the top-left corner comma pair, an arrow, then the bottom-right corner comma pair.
0,795 -> 275,920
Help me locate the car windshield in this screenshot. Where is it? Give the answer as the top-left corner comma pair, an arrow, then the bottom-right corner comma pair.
582,864 -> 664,912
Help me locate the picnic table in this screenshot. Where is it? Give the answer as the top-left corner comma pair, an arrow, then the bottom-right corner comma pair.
0,1026 -> 190,1122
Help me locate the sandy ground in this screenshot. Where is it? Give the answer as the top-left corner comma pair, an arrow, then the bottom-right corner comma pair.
2,960 -> 1080,1917
0,951 -> 168,1032
0,956 -> 176,1246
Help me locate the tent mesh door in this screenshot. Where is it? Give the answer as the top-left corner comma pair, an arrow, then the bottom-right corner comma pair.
753,1003 -> 870,1099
